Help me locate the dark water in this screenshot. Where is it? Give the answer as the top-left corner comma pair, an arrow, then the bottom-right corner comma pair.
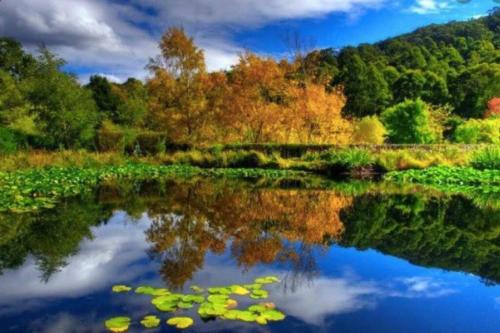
0,178 -> 499,333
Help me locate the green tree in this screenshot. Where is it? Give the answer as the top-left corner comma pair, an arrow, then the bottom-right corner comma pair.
381,99 -> 437,143
451,63 -> 500,118
24,48 -> 99,149
0,38 -> 36,79
86,75 -> 120,122
337,51 -> 391,116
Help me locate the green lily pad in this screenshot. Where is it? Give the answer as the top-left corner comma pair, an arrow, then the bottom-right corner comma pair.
254,276 -> 280,284
135,286 -> 169,296
182,294 -> 205,304
243,283 -> 263,290
207,287 -> 231,295
167,317 -> 194,329
250,289 -> 269,299
105,317 -> 131,332
248,304 -> 268,313
140,315 -> 160,329
198,302 -> 228,317
207,294 -> 229,304
261,309 -> 286,321
255,316 -> 268,325
230,285 -> 250,295
190,285 -> 204,293
112,285 -> 132,293
177,301 -> 194,309
152,294 -> 182,312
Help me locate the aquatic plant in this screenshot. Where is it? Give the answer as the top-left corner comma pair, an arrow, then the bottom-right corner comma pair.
385,167 -> 500,185
112,285 -> 132,293
140,315 -> 160,329
167,317 -> 194,329
104,317 -> 131,333
105,277 -> 284,331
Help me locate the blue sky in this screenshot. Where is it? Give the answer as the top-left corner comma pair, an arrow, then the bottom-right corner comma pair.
0,0 -> 496,82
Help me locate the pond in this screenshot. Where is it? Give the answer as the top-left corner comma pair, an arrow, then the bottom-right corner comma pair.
0,177 -> 499,332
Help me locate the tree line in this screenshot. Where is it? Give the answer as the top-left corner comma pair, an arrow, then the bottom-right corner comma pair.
0,10 -> 498,153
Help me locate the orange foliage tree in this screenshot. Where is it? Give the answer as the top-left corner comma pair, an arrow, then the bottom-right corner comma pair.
146,28 -> 353,144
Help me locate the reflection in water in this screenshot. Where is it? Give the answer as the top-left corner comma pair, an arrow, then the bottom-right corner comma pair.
1,178 -> 499,288
143,182 -> 347,288
0,178 -> 499,332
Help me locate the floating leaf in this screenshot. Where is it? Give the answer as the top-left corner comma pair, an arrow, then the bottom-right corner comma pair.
198,302 -> 228,317
256,316 -> 268,325
177,301 -> 194,309
135,286 -> 169,296
222,310 -> 257,322
112,285 -> 132,293
105,317 -> 131,332
261,309 -> 285,321
140,315 -> 160,329
182,295 -> 205,304
152,294 -> 182,312
190,285 -> 204,293
225,299 -> 238,309
167,317 -> 194,329
250,289 -> 269,299
254,276 -> 280,284
243,283 -> 263,290
230,285 -> 250,295
207,287 -> 231,295
207,294 -> 229,304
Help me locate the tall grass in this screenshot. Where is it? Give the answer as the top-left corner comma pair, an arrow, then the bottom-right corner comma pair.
471,146 -> 500,170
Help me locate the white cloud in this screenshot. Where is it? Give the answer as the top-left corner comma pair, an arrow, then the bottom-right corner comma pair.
0,0 -> 388,80
409,0 -> 451,14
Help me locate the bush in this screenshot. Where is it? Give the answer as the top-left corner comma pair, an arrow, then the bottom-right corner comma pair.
134,131 -> 168,155
352,116 -> 386,144
381,99 -> 437,144
0,127 -> 21,155
471,146 -> 500,170
454,118 -> 499,144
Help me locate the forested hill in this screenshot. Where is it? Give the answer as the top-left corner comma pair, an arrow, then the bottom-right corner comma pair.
313,9 -> 499,118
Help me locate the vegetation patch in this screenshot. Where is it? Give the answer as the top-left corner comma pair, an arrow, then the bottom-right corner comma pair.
385,167 -> 500,186
104,276 -> 284,331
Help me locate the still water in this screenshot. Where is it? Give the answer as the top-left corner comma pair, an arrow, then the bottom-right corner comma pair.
0,178 -> 499,332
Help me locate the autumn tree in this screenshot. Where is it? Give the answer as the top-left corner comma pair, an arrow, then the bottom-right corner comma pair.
147,27 -> 207,143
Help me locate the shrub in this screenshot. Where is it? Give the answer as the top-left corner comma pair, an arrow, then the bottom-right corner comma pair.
352,116 -> 386,144
471,146 -> 500,170
454,118 -> 499,144
0,127 -> 20,155
381,99 -> 437,144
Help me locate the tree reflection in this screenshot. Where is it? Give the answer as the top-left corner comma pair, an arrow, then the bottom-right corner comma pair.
339,193 -> 500,284
144,181 -> 349,288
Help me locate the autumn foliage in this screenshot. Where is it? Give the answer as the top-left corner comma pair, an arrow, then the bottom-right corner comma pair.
146,28 -> 353,144
484,98 -> 500,119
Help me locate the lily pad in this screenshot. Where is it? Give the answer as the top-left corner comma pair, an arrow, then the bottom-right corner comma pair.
152,294 -> 182,312
243,283 -> 263,290
140,315 -> 160,329
254,276 -> 280,284
182,294 -> 205,304
207,287 -> 231,295
198,302 -> 228,317
190,285 -> 204,293
177,301 -> 194,309
250,289 -> 269,299
261,309 -> 286,321
105,317 -> 131,332
167,317 -> 194,329
135,286 -> 169,296
112,285 -> 132,293
221,310 -> 257,322
230,285 -> 250,295
207,294 -> 229,304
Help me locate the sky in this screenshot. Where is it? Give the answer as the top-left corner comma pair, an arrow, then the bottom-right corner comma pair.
0,0 -> 496,83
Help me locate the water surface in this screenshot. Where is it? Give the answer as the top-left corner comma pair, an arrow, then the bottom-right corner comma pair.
1,178 -> 499,332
